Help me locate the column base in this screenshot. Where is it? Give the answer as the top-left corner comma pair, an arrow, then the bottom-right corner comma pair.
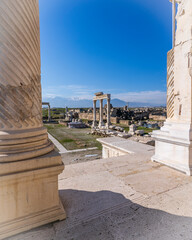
0,200 -> 66,240
0,150 -> 66,239
152,121 -> 192,176
0,127 -> 54,162
105,123 -> 111,129
99,122 -> 105,129
152,154 -> 192,176
92,121 -> 97,128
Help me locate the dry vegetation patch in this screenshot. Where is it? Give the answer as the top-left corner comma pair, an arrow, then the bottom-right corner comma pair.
45,124 -> 102,150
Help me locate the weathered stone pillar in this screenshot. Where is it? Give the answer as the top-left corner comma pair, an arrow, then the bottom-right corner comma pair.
106,96 -> 111,129
99,99 -> 104,128
0,1 -> 66,238
92,100 -> 97,128
152,0 -> 192,175
172,0 -> 176,47
48,104 -> 51,122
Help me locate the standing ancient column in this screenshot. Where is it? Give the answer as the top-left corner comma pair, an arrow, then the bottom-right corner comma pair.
172,0 -> 176,47
92,100 -> 97,128
106,96 -> 111,129
0,1 -> 66,238
0,1 -> 53,161
99,99 -> 104,128
48,104 -> 51,122
152,0 -> 192,175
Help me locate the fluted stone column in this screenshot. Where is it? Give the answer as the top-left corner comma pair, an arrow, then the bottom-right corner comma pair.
152,0 -> 192,175
48,104 -> 51,122
99,99 -> 104,128
0,0 -> 54,161
106,96 -> 111,129
172,0 -> 176,47
92,100 -> 97,128
0,1 -> 66,238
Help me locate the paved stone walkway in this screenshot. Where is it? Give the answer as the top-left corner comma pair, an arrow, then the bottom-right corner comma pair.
48,133 -> 68,153
7,140 -> 192,240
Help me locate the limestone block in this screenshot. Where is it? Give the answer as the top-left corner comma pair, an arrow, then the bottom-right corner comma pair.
118,133 -> 131,139
176,0 -> 192,45
0,151 -> 66,239
135,130 -> 145,136
129,124 -> 137,135
152,0 -> 192,175
95,92 -> 103,96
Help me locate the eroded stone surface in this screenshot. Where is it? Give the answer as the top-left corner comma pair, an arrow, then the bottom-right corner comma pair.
0,1 -> 65,239
0,0 -> 54,162
152,0 -> 192,175
7,141 -> 192,240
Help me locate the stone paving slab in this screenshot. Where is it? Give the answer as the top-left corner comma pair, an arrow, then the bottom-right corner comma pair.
48,133 -> 68,153
6,142 -> 192,240
97,137 -> 154,154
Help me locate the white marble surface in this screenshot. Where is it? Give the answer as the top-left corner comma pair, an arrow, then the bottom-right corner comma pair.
153,0 -> 192,175
98,137 -> 154,158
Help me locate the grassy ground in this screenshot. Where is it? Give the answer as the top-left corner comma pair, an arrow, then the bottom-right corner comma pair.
137,127 -> 156,134
45,124 -> 102,151
116,124 -> 130,132
116,124 -> 155,134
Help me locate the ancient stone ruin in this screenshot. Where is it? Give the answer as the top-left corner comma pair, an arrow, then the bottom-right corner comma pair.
152,0 -> 192,175
42,102 -> 51,122
92,92 -> 111,129
0,1 -> 66,239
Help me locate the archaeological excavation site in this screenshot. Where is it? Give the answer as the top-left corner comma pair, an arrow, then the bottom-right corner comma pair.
0,0 -> 192,240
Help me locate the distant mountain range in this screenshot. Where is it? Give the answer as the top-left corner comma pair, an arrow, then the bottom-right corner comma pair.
42,97 -> 165,108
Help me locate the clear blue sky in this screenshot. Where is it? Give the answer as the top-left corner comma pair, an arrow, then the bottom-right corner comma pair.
39,0 -> 172,105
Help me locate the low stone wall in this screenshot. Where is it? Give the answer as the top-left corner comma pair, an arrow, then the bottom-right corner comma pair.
79,113 -> 107,121
102,145 -> 127,158
97,137 -> 154,159
149,114 -> 166,121
79,113 -> 93,120
119,120 -> 130,126
59,121 -> 70,126
111,117 -> 119,124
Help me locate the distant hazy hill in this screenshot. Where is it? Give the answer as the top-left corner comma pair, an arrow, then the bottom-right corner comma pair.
43,97 -> 164,108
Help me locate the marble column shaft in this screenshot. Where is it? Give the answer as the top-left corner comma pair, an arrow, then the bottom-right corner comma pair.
99,99 -> 104,127
0,0 -> 54,162
0,1 -> 66,238
48,104 -> 51,122
107,97 -> 111,128
172,0 -> 176,47
92,100 -> 97,127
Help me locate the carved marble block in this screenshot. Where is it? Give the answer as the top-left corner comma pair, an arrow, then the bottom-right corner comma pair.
152,0 -> 192,175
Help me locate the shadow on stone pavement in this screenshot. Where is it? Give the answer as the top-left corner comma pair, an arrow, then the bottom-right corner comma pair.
7,189 -> 192,240
57,189 -> 192,240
